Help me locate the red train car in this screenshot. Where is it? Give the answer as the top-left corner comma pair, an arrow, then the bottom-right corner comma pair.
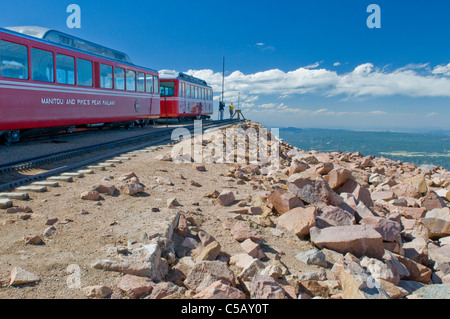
0,26 -> 160,144
159,70 -> 213,122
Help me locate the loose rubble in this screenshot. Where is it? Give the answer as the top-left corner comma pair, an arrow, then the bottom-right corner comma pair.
0,121 -> 449,299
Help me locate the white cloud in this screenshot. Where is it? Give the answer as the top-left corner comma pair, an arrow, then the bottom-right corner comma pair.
370,110 -> 387,115
426,112 -> 438,117
187,62 -> 450,100
333,62 -> 341,66
304,62 -> 321,69
432,63 -> 450,76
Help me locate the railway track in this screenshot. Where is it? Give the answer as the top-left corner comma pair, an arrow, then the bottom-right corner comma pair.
0,119 -> 243,192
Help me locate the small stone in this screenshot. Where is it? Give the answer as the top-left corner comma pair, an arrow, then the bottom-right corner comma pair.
83,285 -> 113,299
190,181 -> 202,187
94,184 -> 117,196
193,164 -> 207,172
45,218 -> 58,225
80,191 -> 100,201
9,267 -> 40,286
296,248 -> 328,268
167,198 -> 182,208
43,226 -> 56,237
6,206 -> 33,214
0,198 -> 12,209
24,235 -> 44,245
240,239 -> 265,259
196,241 -> 221,261
217,191 -> 236,206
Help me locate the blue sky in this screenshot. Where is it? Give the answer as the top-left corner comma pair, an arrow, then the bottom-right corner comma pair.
1,0 -> 450,131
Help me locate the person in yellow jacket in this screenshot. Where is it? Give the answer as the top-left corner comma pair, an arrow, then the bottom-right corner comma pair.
229,103 -> 234,118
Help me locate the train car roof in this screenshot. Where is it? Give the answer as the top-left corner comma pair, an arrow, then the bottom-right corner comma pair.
159,70 -> 210,87
1,26 -> 158,74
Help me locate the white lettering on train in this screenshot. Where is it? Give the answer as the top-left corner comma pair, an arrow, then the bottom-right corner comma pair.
41,97 -> 116,106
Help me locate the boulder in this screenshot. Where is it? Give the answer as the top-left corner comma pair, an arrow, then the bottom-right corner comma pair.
331,260 -> 389,299
392,206 -> 427,220
392,183 -> 422,199
315,205 -> 356,228
146,282 -> 186,299
288,174 -> 343,208
394,254 -> 433,283
310,225 -> 385,259
92,244 -> 167,281
195,241 -> 221,262
327,168 -> 352,190
360,257 -> 400,285
249,275 -> 288,299
117,274 -> 154,299
421,208 -> 450,239
194,281 -> 245,299
289,159 -> 310,176
267,189 -> 304,215
406,174 -> 427,194
421,192 -> 447,211
371,191 -> 395,202
410,283 -> 450,299
276,206 -> 316,237
230,221 -> 262,242
184,261 -> 235,293
360,216 -> 401,242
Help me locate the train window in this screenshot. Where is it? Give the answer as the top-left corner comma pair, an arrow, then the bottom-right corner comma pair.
160,81 -> 175,96
145,74 -> 153,93
56,54 -> 75,85
137,72 -> 145,92
155,76 -> 159,94
126,70 -> 136,91
179,82 -> 182,97
114,67 -> 125,90
187,84 -> 191,98
100,64 -> 113,89
31,48 -> 54,82
77,59 -> 93,87
0,41 -> 28,79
